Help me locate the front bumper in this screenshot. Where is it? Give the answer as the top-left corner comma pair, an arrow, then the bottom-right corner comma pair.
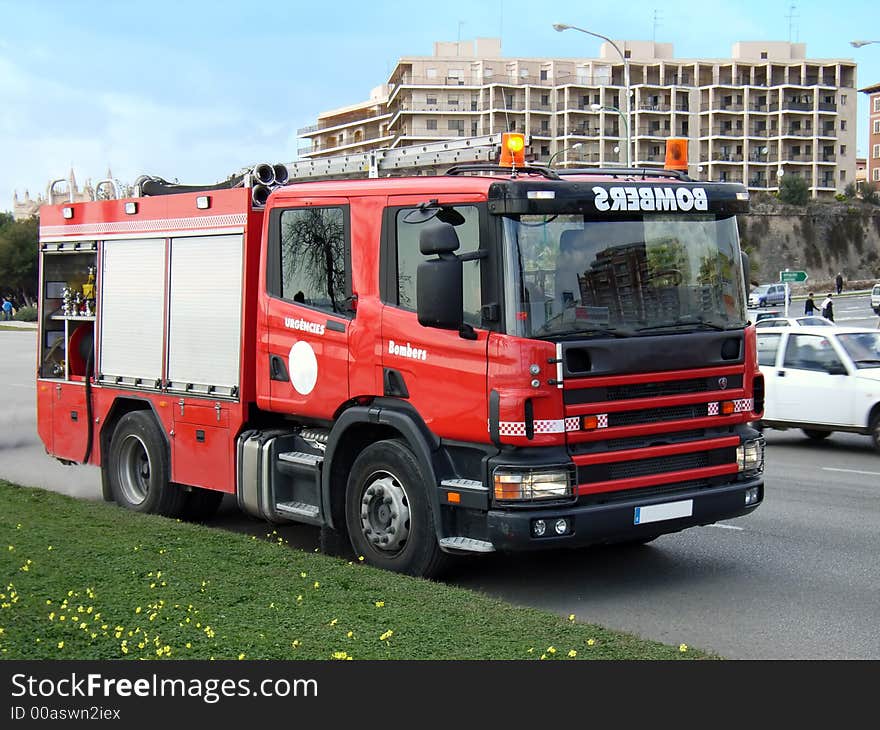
485,477 -> 763,551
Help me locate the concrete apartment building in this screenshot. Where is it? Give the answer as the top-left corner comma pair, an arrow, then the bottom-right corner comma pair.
860,82 -> 880,185
298,38 -> 857,197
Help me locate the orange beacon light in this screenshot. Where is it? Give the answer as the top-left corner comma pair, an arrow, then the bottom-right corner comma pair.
499,132 -> 526,167
664,137 -> 689,171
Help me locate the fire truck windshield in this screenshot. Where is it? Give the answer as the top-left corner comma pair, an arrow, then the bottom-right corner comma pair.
502,213 -> 748,339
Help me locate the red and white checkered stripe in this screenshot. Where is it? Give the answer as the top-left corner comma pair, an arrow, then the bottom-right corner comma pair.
734,398 -> 753,413
596,414 -> 609,429
492,414 -> 609,436
565,417 -> 581,432
708,402 -> 719,416
497,421 -> 528,436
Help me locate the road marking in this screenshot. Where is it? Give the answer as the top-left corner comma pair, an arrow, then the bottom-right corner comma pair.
822,467 -> 880,477
708,523 -> 744,531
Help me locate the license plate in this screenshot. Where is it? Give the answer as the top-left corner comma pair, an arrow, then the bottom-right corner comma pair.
634,499 -> 693,525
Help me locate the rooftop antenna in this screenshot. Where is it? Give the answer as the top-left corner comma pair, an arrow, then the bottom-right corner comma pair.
653,9 -> 663,42
786,3 -> 799,43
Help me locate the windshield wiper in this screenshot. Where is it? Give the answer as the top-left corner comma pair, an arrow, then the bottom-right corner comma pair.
852,358 -> 880,366
535,326 -> 631,339
636,318 -> 729,333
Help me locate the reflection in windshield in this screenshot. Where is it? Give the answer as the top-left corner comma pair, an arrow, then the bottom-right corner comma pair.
503,213 -> 748,338
837,332 -> 880,368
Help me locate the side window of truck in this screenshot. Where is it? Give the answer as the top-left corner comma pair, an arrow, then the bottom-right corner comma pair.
271,206 -> 351,316
392,205 -> 482,326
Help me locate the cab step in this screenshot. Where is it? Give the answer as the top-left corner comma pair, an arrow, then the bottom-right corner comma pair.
439,537 -> 495,553
275,501 -> 321,519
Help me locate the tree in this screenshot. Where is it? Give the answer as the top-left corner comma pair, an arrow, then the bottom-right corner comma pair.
0,214 -> 39,307
861,182 -> 880,206
778,174 -> 810,206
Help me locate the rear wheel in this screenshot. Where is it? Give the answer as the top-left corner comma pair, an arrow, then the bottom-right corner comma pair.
345,440 -> 447,578
107,411 -> 185,517
802,428 -> 831,441
870,415 -> 880,452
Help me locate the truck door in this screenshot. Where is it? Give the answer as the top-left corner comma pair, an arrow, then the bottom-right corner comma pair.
263,201 -> 352,419
380,198 -> 490,443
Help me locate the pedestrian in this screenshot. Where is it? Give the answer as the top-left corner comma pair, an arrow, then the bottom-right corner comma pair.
835,272 -> 843,295
804,292 -> 816,316
821,293 -> 834,322
1,297 -> 13,321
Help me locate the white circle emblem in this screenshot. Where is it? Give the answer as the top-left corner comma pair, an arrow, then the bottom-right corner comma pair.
288,340 -> 318,395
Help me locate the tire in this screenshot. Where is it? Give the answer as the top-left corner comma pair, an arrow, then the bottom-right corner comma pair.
182,487 -> 224,522
344,439 -> 448,578
802,428 -> 831,441
870,414 -> 880,452
107,411 -> 186,517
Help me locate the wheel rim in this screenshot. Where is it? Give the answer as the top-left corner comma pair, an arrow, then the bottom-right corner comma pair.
116,433 -> 151,505
358,470 -> 411,556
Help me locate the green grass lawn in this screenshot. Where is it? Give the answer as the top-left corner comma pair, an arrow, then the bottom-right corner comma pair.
0,480 -> 715,660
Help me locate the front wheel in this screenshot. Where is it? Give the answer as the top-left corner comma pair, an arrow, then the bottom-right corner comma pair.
107,411 -> 186,517
345,440 -> 447,578
802,428 -> 831,441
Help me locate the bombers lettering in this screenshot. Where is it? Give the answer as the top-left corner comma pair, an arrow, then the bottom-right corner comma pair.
388,340 -> 427,361
593,186 -> 708,212
284,317 -> 325,335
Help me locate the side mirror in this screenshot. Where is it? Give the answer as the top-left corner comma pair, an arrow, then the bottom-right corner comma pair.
825,362 -> 847,376
417,256 -> 463,330
416,222 -> 465,331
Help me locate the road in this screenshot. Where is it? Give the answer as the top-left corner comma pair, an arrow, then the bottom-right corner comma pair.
2,294 -> 878,659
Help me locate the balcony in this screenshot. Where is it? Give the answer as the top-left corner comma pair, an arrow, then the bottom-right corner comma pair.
780,154 -> 814,163
297,124 -> 319,135
818,102 -> 838,112
748,178 -> 770,187
781,100 -> 814,112
782,128 -> 814,137
638,126 -> 673,137
636,103 -> 672,112
818,128 -> 837,138
711,126 -> 746,137
713,154 -> 744,163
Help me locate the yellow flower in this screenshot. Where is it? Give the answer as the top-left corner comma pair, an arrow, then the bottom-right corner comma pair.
185,642 -> 192,649
47,546 -> 53,551
329,618 -> 338,626
238,653 -> 245,660
57,641 -> 64,649
291,640 -> 300,648
48,612 -> 55,621
587,639 -> 595,647
358,556 -> 365,562
375,601 -> 385,608
7,546 -> 13,551
347,631 -> 354,638
568,650 -> 577,658
547,646 -> 556,655
313,582 -> 320,589
679,643 -> 688,653
379,630 -> 394,641
527,647 -> 534,654
296,595 -> 303,602
300,572 -> 307,578
568,614 -> 575,621
331,651 -> 349,660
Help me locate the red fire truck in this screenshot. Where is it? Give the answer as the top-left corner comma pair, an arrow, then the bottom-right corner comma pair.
36,133 -> 765,577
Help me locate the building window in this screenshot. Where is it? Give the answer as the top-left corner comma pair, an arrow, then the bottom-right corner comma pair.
426,119 -> 438,130
840,145 -> 846,155
426,68 -> 437,79
760,51 -> 768,59
624,50 -> 631,59
841,170 -> 846,181
840,94 -> 846,105
874,120 -> 880,134
541,94 -> 549,105
393,205 -> 482,326
874,96 -> 880,112
540,69 -> 548,80
448,119 -> 465,133
426,96 -> 437,106
277,207 -> 349,314
448,95 -> 459,106
484,67 -> 493,77
841,120 -> 847,131
874,168 -> 880,181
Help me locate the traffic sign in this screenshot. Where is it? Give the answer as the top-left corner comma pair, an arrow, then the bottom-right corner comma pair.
780,270 -> 808,283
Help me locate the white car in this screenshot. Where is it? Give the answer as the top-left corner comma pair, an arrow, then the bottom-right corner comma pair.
748,283 -> 790,308
754,316 -> 834,329
756,325 -> 880,450
871,282 -> 880,315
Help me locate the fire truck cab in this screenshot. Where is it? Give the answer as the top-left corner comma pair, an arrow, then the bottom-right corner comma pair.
37,135 -> 765,577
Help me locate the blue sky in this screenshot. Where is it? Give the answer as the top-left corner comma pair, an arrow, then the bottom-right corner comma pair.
1,0 -> 876,210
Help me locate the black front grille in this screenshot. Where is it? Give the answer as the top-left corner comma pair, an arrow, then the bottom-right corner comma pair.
608,403 -> 709,427
577,447 -> 736,485
568,429 -> 708,455
579,478 -> 719,506
564,374 -> 743,405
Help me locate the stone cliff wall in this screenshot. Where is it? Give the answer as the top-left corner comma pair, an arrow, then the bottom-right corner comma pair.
737,200 -> 880,293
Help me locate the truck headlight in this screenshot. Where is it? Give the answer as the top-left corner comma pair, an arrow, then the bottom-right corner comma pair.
493,467 -> 573,502
736,438 -> 765,476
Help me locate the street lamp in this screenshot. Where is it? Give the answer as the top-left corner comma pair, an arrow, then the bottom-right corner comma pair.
850,40 -> 880,48
591,103 -> 628,166
547,142 -> 583,167
553,23 -> 631,166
